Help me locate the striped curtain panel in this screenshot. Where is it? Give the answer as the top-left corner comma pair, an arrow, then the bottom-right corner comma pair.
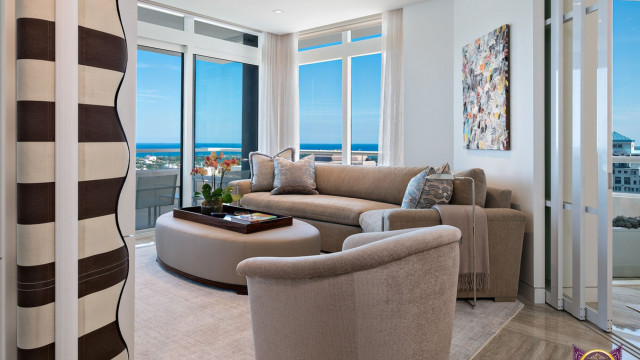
16,0 -> 57,357
16,0 -> 130,358
77,0 -> 129,358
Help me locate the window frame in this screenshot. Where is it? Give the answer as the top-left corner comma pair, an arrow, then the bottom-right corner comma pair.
136,45 -> 185,212
298,28 -> 382,165
137,3 -> 261,207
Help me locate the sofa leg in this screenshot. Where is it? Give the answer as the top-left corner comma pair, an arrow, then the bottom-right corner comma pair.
493,297 -> 516,302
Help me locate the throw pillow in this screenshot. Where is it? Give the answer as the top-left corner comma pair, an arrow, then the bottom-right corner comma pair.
401,163 -> 453,209
272,155 -> 319,195
249,147 -> 295,192
450,168 -> 487,207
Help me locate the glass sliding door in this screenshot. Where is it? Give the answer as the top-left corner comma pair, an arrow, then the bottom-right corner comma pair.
135,47 -> 183,230
611,0 -> 640,350
193,55 -> 257,201
545,0 -> 614,333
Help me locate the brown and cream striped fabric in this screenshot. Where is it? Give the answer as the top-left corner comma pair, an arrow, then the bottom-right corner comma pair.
16,0 -> 57,357
16,0 -> 130,358
77,0 -> 129,358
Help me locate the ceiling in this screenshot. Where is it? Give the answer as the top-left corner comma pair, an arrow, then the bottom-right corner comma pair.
152,0 -> 426,34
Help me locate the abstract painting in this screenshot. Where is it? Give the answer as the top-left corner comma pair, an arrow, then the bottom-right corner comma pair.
462,24 -> 510,150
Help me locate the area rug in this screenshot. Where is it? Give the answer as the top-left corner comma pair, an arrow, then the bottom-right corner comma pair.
135,245 -> 523,360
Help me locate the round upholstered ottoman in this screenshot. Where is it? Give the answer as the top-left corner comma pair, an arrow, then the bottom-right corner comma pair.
154,212 -> 321,294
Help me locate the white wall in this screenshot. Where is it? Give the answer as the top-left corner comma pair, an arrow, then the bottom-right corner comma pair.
403,0 -> 546,302
452,0 -> 545,301
402,0 -> 454,167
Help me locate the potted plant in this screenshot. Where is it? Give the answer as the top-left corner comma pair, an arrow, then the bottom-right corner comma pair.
612,215 -> 640,278
190,151 -> 242,215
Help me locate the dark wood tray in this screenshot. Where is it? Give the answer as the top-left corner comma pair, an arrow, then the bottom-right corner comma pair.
172,205 -> 293,234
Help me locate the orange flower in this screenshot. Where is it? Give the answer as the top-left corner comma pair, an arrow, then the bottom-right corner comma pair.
190,168 -> 199,176
197,167 -> 208,176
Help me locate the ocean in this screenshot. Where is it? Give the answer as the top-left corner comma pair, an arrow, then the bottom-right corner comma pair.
136,143 -> 378,157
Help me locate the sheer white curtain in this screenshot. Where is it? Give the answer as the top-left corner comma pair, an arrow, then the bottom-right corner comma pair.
378,9 -> 404,166
258,32 -> 300,157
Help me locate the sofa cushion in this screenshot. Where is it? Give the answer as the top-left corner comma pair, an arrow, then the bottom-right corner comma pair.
450,168 -> 487,207
272,155 -> 318,195
240,192 -> 398,226
359,209 -> 387,233
485,186 -> 512,208
401,163 -> 453,209
315,164 -> 426,205
249,147 -> 295,192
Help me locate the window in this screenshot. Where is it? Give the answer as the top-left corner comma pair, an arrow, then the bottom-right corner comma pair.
194,20 -> 258,47
351,25 -> 382,42
613,0 -> 640,195
298,20 -> 382,165
299,32 -> 342,52
615,177 -> 621,184
138,4 -> 184,31
137,4 -> 260,230
135,47 -> 183,230
351,53 -> 381,164
624,178 -> 631,185
299,60 -> 343,158
193,55 -> 258,194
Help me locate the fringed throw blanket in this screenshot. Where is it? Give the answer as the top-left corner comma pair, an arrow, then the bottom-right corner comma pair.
433,205 -> 490,291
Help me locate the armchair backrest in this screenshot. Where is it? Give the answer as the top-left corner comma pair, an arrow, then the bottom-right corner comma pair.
238,226 -> 461,360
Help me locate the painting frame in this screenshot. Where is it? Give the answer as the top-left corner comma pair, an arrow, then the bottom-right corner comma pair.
462,24 -> 510,150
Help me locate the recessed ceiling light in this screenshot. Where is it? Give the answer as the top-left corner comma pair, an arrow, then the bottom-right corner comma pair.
272,9 -> 284,14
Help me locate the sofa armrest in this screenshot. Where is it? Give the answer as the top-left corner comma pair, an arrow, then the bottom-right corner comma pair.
342,228 -> 420,251
229,179 -> 251,196
485,187 -> 512,208
382,208 -> 442,231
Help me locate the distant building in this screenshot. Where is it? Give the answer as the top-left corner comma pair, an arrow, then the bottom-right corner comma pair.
612,131 -> 640,193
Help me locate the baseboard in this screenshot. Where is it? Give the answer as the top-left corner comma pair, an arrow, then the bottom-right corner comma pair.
518,280 -> 546,303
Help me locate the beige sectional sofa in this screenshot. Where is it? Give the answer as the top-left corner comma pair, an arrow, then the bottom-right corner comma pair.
230,163 -> 526,301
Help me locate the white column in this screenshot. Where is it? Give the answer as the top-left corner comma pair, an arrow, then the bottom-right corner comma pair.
55,0 -> 79,357
570,0 -> 586,320
593,0 -> 613,332
547,0 -> 564,311
182,16 -> 195,207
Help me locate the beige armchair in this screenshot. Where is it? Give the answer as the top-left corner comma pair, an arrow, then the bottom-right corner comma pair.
236,226 -> 461,360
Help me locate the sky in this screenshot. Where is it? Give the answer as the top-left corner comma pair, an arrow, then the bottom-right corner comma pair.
136,50 -> 182,144
613,0 -> 640,142
138,8 -> 638,148
137,45 -> 382,147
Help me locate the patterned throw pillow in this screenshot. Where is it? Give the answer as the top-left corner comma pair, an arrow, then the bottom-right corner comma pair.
249,147 -> 295,192
272,155 -> 319,195
401,163 -> 453,209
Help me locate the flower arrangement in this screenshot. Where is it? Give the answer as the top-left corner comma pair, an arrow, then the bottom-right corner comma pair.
190,151 -> 242,213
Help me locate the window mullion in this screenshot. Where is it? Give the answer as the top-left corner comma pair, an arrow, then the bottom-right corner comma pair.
182,16 -> 195,207
342,31 -> 351,165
